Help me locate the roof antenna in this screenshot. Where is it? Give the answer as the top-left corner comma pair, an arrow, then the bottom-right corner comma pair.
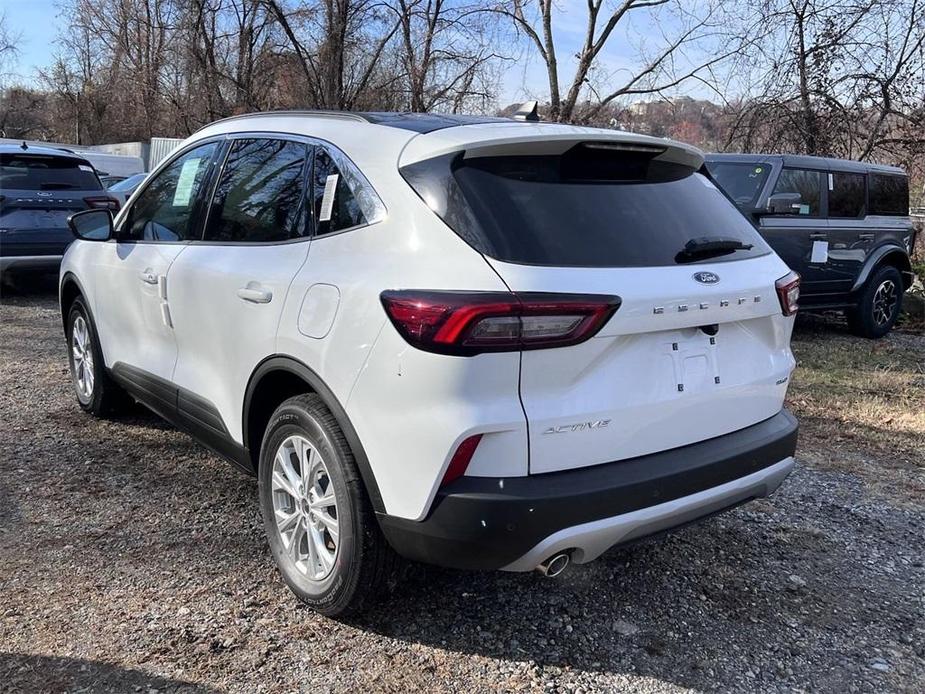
513,101 -> 540,122
20,141 -> 28,150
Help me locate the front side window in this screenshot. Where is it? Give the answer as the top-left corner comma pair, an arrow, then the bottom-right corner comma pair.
828,172 -> 866,218
705,161 -> 770,208
203,138 -> 309,243
869,173 -> 909,216
125,142 -> 218,241
312,147 -> 385,236
771,168 -> 821,216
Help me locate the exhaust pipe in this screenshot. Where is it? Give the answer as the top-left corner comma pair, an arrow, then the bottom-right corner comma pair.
536,552 -> 570,577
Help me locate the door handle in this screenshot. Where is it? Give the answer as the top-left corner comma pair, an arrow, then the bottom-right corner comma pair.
859,233 -> 875,240
139,270 -> 158,285
237,285 -> 273,304
809,233 -> 827,240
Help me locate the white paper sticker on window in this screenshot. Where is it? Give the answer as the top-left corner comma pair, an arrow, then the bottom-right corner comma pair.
811,240 -> 829,263
319,174 -> 339,222
172,158 -> 202,207
828,173 -> 834,191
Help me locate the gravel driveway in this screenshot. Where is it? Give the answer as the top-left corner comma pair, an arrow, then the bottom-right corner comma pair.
1,278 -> 922,693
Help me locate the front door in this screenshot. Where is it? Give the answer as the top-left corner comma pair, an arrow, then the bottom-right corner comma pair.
93,141 -> 220,407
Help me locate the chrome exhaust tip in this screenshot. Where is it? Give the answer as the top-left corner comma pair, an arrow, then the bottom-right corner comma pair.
536,552 -> 570,577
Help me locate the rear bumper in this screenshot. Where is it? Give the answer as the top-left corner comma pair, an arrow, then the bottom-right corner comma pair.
378,409 -> 798,570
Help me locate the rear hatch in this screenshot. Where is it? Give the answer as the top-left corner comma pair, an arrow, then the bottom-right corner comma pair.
400,127 -> 796,474
0,150 -> 115,256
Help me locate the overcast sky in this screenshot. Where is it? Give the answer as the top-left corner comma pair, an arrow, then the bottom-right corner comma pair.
2,0 -> 717,107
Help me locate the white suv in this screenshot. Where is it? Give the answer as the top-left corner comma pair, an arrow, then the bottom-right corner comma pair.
61,111 -> 800,615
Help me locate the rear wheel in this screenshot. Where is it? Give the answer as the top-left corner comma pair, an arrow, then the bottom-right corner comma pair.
258,394 -> 401,616
848,265 -> 904,339
66,297 -> 127,415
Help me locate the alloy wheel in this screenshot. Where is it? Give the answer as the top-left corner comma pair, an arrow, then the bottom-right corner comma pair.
872,279 -> 897,326
271,435 -> 340,581
71,315 -> 95,400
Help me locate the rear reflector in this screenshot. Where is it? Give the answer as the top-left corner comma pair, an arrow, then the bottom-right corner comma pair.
380,290 -> 621,355
775,271 -> 800,316
441,434 -> 482,487
84,196 -> 120,211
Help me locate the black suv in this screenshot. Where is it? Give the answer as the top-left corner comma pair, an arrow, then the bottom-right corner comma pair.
0,143 -> 119,279
706,153 -> 916,338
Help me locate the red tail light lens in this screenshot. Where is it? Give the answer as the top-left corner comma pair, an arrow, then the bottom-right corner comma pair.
380,290 -> 621,355
84,196 -> 120,211
441,434 -> 483,487
775,271 -> 800,316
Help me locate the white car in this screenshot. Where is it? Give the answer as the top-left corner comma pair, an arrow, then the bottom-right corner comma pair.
60,111 -> 800,616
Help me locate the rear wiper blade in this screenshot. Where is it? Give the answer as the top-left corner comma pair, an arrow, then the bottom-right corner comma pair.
676,236 -> 753,263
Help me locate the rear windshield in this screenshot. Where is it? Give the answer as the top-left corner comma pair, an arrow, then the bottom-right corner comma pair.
705,161 -> 771,208
0,153 -> 102,191
401,148 -> 770,267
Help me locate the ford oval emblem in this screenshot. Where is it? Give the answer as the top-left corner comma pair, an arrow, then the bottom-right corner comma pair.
693,271 -> 720,284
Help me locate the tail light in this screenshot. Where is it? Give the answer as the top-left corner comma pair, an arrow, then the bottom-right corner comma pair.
441,434 -> 483,487
84,196 -> 120,211
380,290 -> 621,356
775,271 -> 800,316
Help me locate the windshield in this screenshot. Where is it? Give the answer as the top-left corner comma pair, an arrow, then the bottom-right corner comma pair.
108,173 -> 147,191
705,161 -> 770,208
0,153 -> 103,191
401,149 -> 770,268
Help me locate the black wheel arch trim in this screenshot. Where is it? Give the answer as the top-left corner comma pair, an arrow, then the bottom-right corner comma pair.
851,244 -> 913,293
243,355 -> 385,514
59,271 -> 91,328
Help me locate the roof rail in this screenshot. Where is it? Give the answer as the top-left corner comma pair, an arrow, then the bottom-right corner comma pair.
194,109 -> 370,134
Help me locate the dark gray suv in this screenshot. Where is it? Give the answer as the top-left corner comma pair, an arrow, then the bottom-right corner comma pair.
706,153 -> 916,338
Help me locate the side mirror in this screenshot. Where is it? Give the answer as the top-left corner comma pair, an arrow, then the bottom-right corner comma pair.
763,192 -> 803,215
68,209 -> 113,241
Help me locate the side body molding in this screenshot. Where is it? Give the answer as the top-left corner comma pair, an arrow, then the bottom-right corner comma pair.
243,356 -> 385,514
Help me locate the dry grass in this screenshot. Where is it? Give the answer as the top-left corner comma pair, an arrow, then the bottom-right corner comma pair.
788,313 -> 925,504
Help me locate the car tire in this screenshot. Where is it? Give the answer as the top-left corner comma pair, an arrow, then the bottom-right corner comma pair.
847,265 -> 904,339
66,297 -> 127,416
258,393 -> 401,616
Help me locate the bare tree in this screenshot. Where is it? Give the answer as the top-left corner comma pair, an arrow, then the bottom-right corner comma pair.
493,0 -> 751,123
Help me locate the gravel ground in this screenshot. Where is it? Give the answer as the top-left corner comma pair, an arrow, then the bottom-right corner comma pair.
1,277 -> 923,693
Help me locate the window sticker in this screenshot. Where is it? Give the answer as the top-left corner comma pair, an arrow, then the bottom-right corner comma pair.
799,204 -> 811,215
172,158 -> 202,206
319,173 -> 339,222
828,173 -> 834,191
811,240 -> 829,263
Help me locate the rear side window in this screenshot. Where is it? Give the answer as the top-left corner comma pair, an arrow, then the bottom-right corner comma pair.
312,147 -> 385,236
204,139 -> 309,243
869,174 -> 909,216
828,172 -> 866,218
126,142 -> 218,241
0,153 -> 102,191
400,149 -> 770,267
771,168 -> 821,216
705,162 -> 770,208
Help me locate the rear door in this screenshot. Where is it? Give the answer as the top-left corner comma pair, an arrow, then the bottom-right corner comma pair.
401,142 -> 795,474
168,136 -> 312,444
823,170 -> 868,294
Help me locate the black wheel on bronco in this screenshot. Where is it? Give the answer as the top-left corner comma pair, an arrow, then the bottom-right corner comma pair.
848,265 -> 904,339
66,297 -> 128,415
258,394 -> 401,616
